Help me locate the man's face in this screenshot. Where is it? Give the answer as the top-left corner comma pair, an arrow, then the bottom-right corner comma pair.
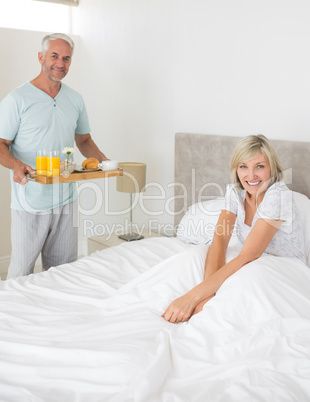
39,39 -> 72,82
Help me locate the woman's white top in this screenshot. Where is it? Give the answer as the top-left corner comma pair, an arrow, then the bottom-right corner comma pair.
224,181 -> 306,263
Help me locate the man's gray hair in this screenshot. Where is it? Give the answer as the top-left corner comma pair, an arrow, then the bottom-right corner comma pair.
41,33 -> 75,55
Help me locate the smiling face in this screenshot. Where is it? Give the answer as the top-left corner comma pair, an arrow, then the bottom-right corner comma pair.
39,39 -> 72,82
237,152 -> 271,196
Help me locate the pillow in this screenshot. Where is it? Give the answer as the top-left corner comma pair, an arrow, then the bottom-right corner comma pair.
293,192 -> 310,267
176,198 -> 225,245
177,191 -> 310,266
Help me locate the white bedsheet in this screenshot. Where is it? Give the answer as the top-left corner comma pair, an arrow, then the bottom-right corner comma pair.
0,237 -> 310,401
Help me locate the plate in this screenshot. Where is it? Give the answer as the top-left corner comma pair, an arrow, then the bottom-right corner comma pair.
74,167 -> 100,173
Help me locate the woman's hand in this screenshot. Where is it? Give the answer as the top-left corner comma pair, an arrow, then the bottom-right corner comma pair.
192,294 -> 215,316
162,288 -> 216,323
162,292 -> 198,323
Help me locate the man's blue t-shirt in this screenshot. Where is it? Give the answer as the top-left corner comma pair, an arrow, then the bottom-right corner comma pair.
0,82 -> 91,212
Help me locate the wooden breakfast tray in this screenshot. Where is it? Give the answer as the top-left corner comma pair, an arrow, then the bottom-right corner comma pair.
29,169 -> 123,184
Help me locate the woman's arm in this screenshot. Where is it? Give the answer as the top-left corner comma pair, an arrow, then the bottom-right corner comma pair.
192,210 -> 236,314
162,209 -> 236,322
204,210 -> 236,278
162,217 -> 282,323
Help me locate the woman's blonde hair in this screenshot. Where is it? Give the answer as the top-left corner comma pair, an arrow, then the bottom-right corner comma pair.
230,134 -> 284,190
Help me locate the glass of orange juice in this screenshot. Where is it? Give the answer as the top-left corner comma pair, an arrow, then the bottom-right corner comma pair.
47,150 -> 60,177
36,150 -> 47,176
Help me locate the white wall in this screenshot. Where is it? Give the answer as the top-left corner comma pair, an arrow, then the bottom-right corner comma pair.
74,0 -> 310,243
1,1 -> 310,264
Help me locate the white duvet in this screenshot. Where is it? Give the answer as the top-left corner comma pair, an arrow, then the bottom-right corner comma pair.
0,237 -> 310,401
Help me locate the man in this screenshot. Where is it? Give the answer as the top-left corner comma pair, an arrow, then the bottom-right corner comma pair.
0,33 -> 108,278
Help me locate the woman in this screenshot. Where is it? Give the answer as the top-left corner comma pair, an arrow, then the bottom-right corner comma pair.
162,134 -> 306,323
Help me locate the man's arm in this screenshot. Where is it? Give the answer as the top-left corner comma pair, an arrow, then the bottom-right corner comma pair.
0,138 -> 35,185
75,133 -> 109,162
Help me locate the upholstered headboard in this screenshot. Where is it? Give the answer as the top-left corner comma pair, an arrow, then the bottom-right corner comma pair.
174,133 -> 310,227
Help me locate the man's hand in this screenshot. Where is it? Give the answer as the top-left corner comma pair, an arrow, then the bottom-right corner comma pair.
13,161 -> 35,185
0,138 -> 35,185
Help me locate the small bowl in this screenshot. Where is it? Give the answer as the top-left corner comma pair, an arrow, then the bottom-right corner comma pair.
98,160 -> 118,171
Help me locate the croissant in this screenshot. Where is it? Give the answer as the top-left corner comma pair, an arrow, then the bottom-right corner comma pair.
82,157 -> 99,170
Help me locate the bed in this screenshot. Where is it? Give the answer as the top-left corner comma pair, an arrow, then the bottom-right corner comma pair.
1,133 -> 310,401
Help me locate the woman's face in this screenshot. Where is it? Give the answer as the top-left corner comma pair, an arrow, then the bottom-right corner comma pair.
237,152 -> 271,195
